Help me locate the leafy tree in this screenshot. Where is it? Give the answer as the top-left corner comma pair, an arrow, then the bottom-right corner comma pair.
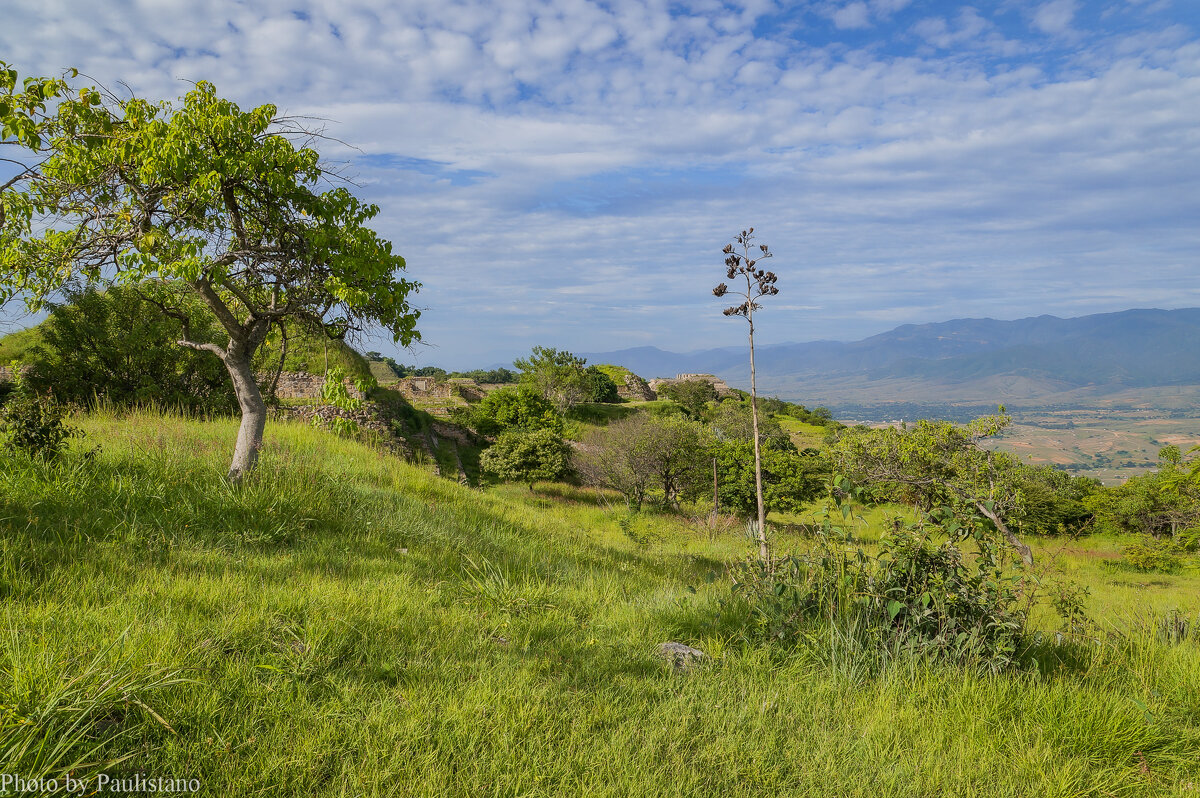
658,378 -> 717,419
574,414 -> 709,510
24,283 -> 236,412
514,346 -> 589,414
1087,447 -> 1200,538
829,413 -> 1036,566
480,428 -> 570,489
711,440 -> 827,517
584,365 -> 620,403
709,399 -> 792,450
1013,465 -> 1100,536
0,68 -> 419,480
712,228 -> 779,561
464,385 -> 562,436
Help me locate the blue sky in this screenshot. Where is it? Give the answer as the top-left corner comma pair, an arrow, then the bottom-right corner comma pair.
2,0 -> 1199,368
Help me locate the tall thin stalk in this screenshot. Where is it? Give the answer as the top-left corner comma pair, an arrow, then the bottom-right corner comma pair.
713,228 -> 779,563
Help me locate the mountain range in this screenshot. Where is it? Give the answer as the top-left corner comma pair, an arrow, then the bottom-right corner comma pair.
582,308 -> 1200,409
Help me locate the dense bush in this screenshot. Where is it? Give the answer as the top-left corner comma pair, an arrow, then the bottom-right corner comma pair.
727,519 -> 1028,672
455,386 -> 563,436
584,366 -> 619,403
24,284 -> 236,412
710,440 -> 828,517
0,389 -> 80,461
480,428 -> 571,488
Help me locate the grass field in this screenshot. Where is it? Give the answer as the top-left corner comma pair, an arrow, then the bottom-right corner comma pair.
1,410 -> 1199,796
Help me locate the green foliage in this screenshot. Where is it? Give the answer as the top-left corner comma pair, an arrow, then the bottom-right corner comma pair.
727,517 -> 1029,672
480,428 -> 570,488
462,386 -> 562,436
1012,465 -> 1101,536
1121,536 -> 1190,573
574,414 -> 710,510
444,367 -> 517,384
0,326 -> 43,362
1088,447 -> 1200,538
658,379 -> 717,419
0,392 -> 79,461
311,366 -> 363,437
514,346 -> 589,414
0,370 -> 80,460
23,283 -> 236,412
584,365 -> 619,403
830,413 -> 1036,565
711,440 -> 828,517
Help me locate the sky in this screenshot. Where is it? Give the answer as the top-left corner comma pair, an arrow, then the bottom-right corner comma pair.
2,0 -> 1199,369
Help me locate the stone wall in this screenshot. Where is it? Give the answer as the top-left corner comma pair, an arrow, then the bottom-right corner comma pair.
261,371 -> 366,401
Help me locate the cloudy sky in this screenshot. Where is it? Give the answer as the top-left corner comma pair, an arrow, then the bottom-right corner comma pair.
3,0 -> 1199,368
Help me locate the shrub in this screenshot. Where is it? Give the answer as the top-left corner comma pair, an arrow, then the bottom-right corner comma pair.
0,391 -> 80,461
24,283 -> 236,412
480,428 -> 571,489
726,517 -> 1029,672
1122,535 -> 1187,573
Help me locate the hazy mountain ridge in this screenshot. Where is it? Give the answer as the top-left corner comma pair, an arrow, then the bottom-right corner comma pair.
583,308 -> 1200,407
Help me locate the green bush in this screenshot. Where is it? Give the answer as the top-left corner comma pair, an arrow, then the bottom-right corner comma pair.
480,428 -> 571,488
0,391 -> 80,461
1122,536 -> 1188,573
24,283 -> 236,412
727,519 -> 1028,672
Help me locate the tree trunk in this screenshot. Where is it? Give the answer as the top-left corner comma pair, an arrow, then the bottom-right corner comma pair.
976,501 -> 1034,567
224,349 -> 267,483
748,319 -> 768,563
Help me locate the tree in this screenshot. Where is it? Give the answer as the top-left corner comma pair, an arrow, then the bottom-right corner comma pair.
711,441 -> 827,518
712,229 -> 779,561
829,413 -> 1036,566
709,398 -> 792,450
514,346 -> 589,414
463,385 -> 562,436
25,283 -> 236,412
0,70 -> 420,480
658,378 -> 717,419
574,414 -> 709,510
480,428 -> 570,490
584,365 -> 620,403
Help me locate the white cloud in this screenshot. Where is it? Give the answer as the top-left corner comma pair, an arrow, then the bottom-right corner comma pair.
2,0 -> 1199,366
1032,0 -> 1078,35
832,2 -> 872,30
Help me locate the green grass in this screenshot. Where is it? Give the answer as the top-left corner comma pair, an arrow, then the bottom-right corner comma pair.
1,410 -> 1199,796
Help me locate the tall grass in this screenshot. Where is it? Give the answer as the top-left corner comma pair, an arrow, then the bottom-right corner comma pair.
0,408 -> 1195,795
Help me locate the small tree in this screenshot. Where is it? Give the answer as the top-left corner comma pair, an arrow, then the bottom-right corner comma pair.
830,412 -> 1036,566
574,414 -> 709,510
514,346 -> 589,414
480,428 -> 571,490
658,378 -> 717,419
584,366 -> 620,403
712,228 -> 779,561
1,68 -> 420,481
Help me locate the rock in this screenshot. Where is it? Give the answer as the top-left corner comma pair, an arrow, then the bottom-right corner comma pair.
657,641 -> 705,671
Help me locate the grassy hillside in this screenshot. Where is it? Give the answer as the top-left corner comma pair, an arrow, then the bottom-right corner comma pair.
0,325 -> 43,362
1,412 -> 1199,796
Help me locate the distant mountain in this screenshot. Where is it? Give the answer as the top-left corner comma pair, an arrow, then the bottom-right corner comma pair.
583,308 -> 1200,408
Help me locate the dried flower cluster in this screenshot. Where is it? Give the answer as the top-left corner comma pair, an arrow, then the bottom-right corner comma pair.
712,228 -> 778,319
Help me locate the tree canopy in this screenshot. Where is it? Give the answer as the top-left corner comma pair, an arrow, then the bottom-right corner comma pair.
0,67 -> 420,478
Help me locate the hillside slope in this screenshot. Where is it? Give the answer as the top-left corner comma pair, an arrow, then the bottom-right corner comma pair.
0,412 -> 1197,795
